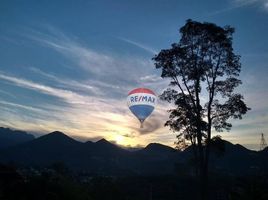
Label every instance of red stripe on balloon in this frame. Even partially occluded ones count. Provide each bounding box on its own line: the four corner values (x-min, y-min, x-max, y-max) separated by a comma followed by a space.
128, 88, 155, 95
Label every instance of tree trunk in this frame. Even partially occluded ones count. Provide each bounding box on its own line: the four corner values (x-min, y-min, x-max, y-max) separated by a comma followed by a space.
203, 103, 213, 200
194, 78, 207, 200
203, 141, 210, 200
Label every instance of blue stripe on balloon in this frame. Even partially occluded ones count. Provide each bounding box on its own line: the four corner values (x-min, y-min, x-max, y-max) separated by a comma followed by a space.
129, 105, 154, 121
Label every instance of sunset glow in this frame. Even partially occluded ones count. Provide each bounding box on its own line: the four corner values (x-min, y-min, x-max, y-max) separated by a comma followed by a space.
0, 0, 268, 150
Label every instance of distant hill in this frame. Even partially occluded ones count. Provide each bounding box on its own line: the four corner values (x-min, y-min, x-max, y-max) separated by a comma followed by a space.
0, 128, 267, 176
130, 143, 181, 175
0, 131, 83, 167
261, 146, 268, 153
208, 140, 260, 175
142, 143, 176, 154
0, 127, 34, 149
0, 131, 132, 175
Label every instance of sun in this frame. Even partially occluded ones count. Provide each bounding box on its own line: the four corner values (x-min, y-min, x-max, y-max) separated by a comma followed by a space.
115, 134, 125, 145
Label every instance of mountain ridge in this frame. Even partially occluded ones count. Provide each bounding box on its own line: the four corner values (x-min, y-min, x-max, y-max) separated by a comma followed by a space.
0, 127, 35, 149
0, 127, 266, 176
0, 127, 259, 152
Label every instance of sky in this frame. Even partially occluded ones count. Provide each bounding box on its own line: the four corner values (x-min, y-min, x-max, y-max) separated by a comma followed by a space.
0, 0, 268, 150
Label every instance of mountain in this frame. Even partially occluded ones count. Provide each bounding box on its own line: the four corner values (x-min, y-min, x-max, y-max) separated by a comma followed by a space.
261, 146, 268, 154
0, 129, 266, 176
187, 140, 261, 175
129, 143, 181, 175
0, 127, 34, 149
135, 143, 179, 163
0, 131, 83, 167
0, 132, 132, 175
141, 143, 176, 154
94, 138, 127, 155
176, 139, 267, 175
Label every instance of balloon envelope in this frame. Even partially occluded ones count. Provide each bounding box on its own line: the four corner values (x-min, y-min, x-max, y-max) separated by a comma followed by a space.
127, 88, 156, 127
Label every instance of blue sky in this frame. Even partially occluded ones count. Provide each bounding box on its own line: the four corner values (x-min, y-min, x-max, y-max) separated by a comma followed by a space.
0, 0, 268, 149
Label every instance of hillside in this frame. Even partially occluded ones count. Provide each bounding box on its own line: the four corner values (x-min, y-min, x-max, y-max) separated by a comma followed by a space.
0, 128, 267, 176
0, 127, 34, 149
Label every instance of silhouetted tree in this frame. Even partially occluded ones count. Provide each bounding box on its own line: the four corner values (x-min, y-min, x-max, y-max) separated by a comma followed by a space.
153, 19, 250, 200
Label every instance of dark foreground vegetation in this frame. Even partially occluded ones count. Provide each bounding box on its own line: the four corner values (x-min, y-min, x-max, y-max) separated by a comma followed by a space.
1, 128, 268, 199
1, 163, 268, 200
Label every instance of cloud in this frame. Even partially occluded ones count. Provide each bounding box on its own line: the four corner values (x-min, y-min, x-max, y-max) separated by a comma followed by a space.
0, 62, 169, 148
0, 25, 178, 147
136, 118, 163, 135
0, 89, 17, 98
123, 132, 137, 138
29, 67, 100, 95
236, 0, 268, 11
0, 73, 91, 105
0, 72, 129, 122
22, 26, 172, 107
140, 74, 162, 82
25, 27, 155, 90
27, 31, 115, 74
118, 37, 158, 55
0, 100, 44, 113
206, 0, 267, 16
264, 0, 268, 9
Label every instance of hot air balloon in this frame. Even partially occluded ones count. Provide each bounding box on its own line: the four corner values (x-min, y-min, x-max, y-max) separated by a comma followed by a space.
127, 88, 157, 128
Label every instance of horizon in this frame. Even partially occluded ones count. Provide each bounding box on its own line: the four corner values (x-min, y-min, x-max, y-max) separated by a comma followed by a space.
1, 0, 268, 150
1, 126, 265, 152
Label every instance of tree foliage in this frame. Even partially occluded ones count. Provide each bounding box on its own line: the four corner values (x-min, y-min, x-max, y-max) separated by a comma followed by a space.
153, 19, 250, 199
